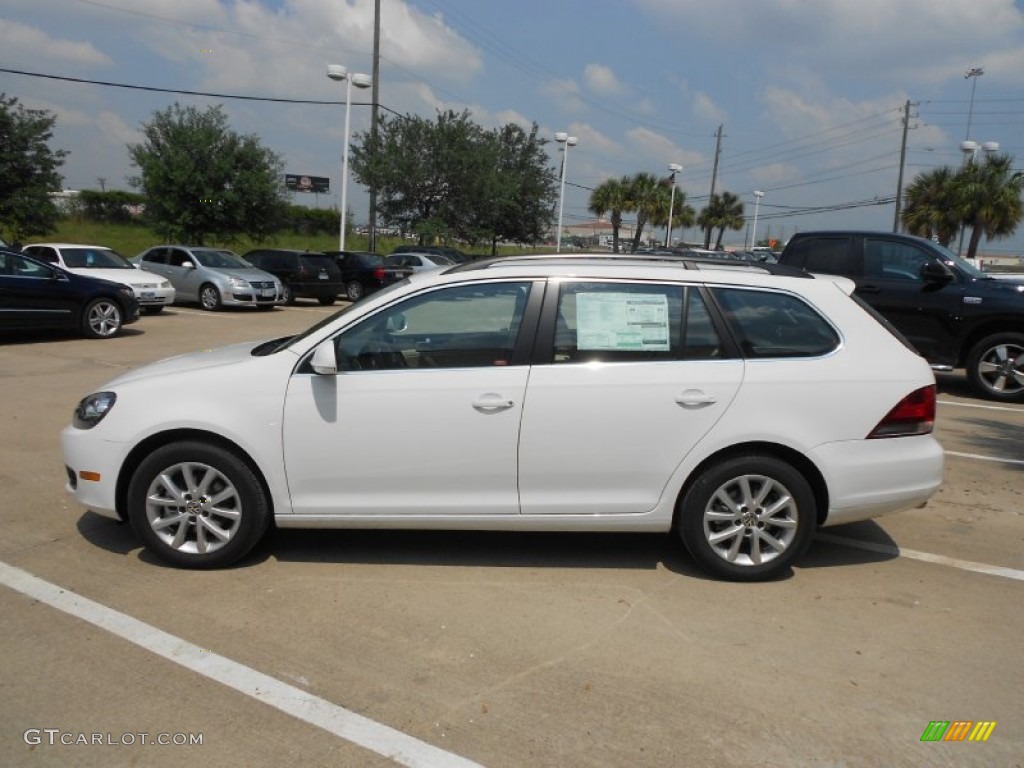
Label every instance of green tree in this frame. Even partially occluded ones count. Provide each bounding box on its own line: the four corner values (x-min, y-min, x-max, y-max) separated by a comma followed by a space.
697, 191, 745, 249
128, 103, 288, 244
901, 167, 960, 246
468, 123, 557, 254
956, 153, 1024, 261
351, 110, 556, 251
588, 176, 630, 253
623, 172, 666, 253
0, 94, 67, 242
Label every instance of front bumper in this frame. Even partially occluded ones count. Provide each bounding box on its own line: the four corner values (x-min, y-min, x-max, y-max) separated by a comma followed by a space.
61, 425, 127, 520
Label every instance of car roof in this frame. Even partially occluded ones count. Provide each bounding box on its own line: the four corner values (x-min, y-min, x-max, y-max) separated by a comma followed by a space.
26, 243, 115, 250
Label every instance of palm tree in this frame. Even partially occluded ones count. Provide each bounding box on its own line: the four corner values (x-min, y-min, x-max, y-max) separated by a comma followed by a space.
956, 153, 1024, 261
697, 192, 745, 249
901, 167, 959, 247
588, 176, 630, 253
623, 172, 666, 253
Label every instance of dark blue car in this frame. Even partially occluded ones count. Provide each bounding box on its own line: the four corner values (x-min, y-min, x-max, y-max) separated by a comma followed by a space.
0, 248, 140, 338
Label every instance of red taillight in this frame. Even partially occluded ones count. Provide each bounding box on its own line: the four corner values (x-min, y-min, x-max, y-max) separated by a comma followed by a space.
867, 385, 936, 438
373, 266, 386, 280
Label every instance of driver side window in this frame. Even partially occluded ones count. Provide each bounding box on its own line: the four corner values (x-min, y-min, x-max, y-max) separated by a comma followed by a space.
336, 282, 532, 371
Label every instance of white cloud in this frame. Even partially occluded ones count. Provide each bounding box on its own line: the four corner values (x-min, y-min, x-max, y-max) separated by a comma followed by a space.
0, 19, 112, 68
583, 64, 623, 95
693, 92, 726, 125
542, 78, 586, 113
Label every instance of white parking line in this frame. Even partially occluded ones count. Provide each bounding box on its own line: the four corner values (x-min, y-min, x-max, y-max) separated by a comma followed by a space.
937, 399, 1024, 413
0, 561, 483, 768
945, 450, 1024, 466
815, 534, 1024, 582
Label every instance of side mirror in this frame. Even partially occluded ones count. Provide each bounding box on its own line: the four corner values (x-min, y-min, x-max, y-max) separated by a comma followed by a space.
921, 261, 955, 284
311, 339, 338, 375
182, 261, 194, 269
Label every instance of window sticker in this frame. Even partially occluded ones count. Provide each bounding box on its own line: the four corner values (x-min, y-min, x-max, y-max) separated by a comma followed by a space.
576, 292, 670, 351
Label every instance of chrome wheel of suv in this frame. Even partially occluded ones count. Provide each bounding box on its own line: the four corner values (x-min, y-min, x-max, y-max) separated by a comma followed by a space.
967, 333, 1024, 402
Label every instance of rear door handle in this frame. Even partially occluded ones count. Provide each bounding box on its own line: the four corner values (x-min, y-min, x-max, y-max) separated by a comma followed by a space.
472, 394, 515, 412
675, 390, 717, 407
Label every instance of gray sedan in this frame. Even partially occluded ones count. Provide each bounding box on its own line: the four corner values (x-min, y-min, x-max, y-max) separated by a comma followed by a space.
134, 245, 283, 311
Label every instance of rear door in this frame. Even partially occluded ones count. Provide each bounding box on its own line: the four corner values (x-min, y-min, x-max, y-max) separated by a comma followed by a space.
0, 252, 78, 329
517, 280, 744, 515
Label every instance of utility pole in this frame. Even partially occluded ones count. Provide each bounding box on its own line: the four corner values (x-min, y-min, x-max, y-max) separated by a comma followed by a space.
367, 0, 381, 252
704, 124, 723, 248
892, 100, 915, 233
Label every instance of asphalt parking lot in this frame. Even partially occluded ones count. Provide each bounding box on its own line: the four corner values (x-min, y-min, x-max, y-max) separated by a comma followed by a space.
1, 302, 1021, 767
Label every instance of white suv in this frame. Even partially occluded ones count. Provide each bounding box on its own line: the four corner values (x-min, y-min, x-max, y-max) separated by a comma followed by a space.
61, 255, 943, 581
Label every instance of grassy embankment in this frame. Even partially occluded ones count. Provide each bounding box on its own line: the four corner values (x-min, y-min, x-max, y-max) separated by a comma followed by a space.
41, 220, 544, 258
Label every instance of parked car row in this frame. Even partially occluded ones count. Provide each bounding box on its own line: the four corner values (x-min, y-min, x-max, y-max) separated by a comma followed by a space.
1, 241, 479, 340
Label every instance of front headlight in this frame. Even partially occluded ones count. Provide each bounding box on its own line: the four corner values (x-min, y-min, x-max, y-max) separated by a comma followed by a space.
228, 277, 250, 289
74, 392, 117, 430
159, 280, 171, 289
118, 285, 134, 298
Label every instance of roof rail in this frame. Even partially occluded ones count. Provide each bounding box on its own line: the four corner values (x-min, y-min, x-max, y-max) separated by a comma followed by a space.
447, 252, 811, 278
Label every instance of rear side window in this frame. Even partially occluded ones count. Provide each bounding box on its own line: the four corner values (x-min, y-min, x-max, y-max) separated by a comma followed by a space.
300, 254, 338, 272
712, 287, 840, 358
552, 282, 723, 363
787, 237, 857, 276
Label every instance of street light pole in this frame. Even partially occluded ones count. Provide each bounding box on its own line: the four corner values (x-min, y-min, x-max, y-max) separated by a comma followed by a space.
749, 190, 764, 249
964, 66, 984, 140
554, 132, 577, 253
327, 64, 372, 251
665, 163, 682, 248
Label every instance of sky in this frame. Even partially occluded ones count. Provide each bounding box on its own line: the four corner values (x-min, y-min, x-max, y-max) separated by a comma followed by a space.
1, 0, 1022, 254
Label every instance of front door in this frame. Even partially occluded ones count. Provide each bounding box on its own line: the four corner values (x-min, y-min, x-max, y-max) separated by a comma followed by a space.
282, 280, 537, 517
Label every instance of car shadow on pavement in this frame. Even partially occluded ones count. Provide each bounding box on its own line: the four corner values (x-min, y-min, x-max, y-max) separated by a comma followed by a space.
76, 514, 901, 578
934, 370, 973, 399
952, 417, 1024, 469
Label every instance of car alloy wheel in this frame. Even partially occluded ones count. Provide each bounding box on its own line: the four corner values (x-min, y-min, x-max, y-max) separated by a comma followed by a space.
968, 332, 1024, 402
127, 442, 270, 568
200, 283, 222, 311
679, 455, 815, 581
346, 281, 364, 301
83, 299, 123, 338
280, 284, 295, 305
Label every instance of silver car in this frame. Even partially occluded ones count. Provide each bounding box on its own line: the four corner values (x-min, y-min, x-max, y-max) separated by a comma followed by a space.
134, 245, 282, 311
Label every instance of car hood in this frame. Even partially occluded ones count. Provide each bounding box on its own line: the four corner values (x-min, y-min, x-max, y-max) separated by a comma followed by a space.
67, 267, 167, 286
975, 276, 1024, 294
214, 267, 278, 282
104, 340, 296, 387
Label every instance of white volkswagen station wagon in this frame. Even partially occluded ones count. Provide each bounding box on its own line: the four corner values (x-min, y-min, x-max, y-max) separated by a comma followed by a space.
62, 255, 944, 581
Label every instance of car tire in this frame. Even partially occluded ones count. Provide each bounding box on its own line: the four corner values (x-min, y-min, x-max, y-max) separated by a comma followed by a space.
678, 454, 815, 582
126, 441, 270, 569
81, 298, 124, 339
141, 306, 164, 315
966, 332, 1024, 402
280, 284, 295, 305
318, 296, 337, 306
346, 281, 365, 302
199, 283, 222, 311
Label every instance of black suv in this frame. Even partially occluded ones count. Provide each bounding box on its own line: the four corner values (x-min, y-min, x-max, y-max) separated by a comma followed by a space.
778, 231, 1024, 401
242, 249, 344, 305
324, 250, 413, 302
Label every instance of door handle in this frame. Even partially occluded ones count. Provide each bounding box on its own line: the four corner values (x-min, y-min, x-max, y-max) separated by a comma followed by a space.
472, 394, 515, 412
675, 390, 717, 407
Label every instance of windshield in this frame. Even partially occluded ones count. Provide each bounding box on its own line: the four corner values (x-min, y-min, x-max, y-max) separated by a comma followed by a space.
930, 241, 987, 279
62, 247, 134, 269
192, 249, 252, 269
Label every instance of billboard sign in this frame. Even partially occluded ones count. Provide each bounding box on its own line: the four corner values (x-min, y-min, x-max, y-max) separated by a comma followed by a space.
285, 174, 330, 193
